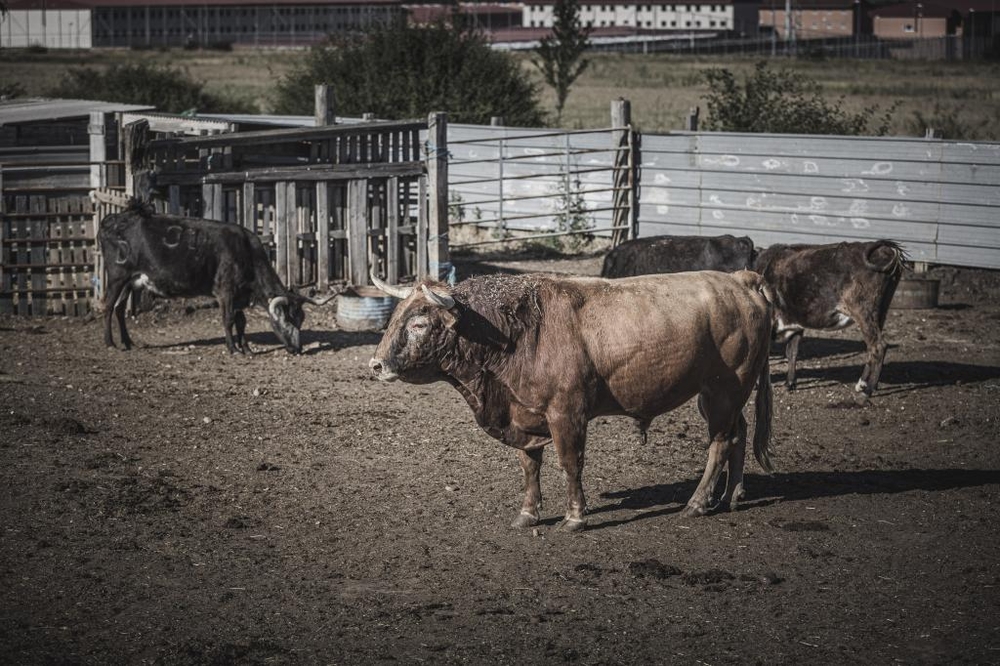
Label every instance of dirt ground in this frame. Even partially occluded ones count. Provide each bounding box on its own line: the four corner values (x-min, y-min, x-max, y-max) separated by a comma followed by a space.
2, 252, 999, 665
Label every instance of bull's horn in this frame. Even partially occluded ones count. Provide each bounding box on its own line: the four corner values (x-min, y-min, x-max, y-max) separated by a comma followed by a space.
370, 269, 413, 300
268, 295, 288, 319
305, 293, 337, 306
421, 284, 455, 309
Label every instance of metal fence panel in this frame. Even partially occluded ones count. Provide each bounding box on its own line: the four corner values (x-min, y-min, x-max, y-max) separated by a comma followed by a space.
640, 132, 1000, 269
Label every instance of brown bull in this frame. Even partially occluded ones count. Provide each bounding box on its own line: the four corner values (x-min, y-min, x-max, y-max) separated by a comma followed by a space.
369, 270, 775, 531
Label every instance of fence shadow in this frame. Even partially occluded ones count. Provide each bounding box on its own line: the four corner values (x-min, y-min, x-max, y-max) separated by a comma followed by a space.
588, 468, 1000, 530
141, 328, 382, 355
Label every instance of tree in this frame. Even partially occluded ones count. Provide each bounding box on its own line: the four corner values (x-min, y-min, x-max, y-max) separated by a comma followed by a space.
533, 0, 591, 125
703, 61, 896, 136
274, 19, 545, 127
47, 63, 253, 114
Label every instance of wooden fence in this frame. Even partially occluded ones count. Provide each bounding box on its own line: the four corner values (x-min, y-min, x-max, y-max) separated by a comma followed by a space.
134, 114, 445, 293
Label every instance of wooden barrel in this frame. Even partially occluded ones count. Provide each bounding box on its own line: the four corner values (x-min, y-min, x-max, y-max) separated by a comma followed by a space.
336, 286, 398, 331
892, 278, 940, 309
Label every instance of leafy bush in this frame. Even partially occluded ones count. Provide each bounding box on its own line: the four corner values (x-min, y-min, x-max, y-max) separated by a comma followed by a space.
909, 102, 997, 141
703, 61, 897, 136
47, 63, 253, 114
274, 19, 546, 126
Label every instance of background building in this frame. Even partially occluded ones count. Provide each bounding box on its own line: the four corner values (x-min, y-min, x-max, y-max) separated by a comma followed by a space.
1, 0, 403, 49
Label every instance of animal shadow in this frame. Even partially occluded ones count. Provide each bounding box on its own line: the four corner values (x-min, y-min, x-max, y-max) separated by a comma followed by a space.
142, 328, 381, 354
778, 360, 1000, 396
591, 468, 1000, 530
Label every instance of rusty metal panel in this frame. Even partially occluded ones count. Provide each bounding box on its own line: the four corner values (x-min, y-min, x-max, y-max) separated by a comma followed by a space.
640, 132, 1000, 269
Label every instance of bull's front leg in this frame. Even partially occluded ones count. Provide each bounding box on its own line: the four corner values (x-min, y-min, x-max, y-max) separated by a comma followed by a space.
549, 412, 588, 532
217, 296, 239, 354
511, 447, 544, 528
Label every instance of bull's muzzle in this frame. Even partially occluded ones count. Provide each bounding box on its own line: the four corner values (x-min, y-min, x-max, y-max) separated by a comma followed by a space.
369, 357, 397, 381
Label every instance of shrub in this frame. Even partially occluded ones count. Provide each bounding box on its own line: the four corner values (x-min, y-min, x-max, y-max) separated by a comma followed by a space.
274, 19, 546, 126
47, 63, 253, 114
703, 61, 897, 136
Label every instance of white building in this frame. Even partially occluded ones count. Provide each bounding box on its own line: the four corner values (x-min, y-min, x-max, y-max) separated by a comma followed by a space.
523, 2, 736, 32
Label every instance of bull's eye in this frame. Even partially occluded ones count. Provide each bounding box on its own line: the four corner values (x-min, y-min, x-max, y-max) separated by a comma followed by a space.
407, 317, 429, 334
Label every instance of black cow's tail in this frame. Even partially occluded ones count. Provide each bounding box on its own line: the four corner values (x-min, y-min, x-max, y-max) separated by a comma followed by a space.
864, 240, 907, 274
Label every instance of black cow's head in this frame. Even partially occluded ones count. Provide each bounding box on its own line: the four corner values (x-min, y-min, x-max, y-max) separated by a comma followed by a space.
368, 274, 458, 384
267, 294, 307, 354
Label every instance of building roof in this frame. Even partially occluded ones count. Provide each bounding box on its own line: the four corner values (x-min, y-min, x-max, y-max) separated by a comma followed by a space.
5, 0, 400, 7
0, 98, 155, 127
871, 2, 955, 19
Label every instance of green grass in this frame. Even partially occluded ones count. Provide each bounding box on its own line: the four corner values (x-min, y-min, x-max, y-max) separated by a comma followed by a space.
2, 47, 998, 139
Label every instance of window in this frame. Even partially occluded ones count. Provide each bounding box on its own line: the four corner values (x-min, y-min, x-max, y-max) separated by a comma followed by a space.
903, 23, 914, 33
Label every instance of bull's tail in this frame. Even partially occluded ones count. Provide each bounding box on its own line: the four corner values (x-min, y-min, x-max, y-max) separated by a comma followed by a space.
752, 347, 774, 473
742, 269, 775, 473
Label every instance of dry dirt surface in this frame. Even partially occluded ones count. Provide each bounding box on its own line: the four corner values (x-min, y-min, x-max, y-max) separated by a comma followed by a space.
2, 253, 999, 665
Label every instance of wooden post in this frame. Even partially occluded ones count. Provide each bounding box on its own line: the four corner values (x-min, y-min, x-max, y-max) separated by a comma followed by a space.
491, 116, 504, 126
242, 182, 256, 231
315, 84, 336, 126
89, 112, 107, 189
347, 179, 369, 286
611, 99, 634, 246
275, 181, 289, 285
122, 119, 150, 199
316, 182, 330, 292
417, 176, 428, 281
386, 176, 400, 284
0, 168, 9, 315
426, 112, 449, 282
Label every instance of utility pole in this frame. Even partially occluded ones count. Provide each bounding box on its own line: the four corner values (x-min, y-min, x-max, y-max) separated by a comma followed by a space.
784, 0, 794, 56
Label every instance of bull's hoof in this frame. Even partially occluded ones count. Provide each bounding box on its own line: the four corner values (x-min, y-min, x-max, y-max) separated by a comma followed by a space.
785, 382, 797, 392
557, 517, 587, 532
510, 511, 539, 529
680, 503, 708, 518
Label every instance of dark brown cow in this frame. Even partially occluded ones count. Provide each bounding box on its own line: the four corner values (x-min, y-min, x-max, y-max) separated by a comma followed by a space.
601, 234, 756, 278
369, 270, 775, 530
753, 239, 906, 397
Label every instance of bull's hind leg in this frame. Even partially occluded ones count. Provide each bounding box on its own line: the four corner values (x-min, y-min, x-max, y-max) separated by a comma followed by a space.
233, 310, 249, 354
683, 393, 739, 517
719, 414, 748, 511
511, 448, 544, 528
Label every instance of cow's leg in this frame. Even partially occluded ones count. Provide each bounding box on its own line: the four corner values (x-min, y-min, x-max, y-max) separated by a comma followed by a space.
217, 296, 238, 354
112, 282, 134, 350
103, 277, 130, 348
511, 448, 544, 528
233, 309, 249, 354
683, 393, 737, 517
549, 412, 588, 531
854, 312, 888, 396
718, 414, 748, 511
784, 331, 803, 390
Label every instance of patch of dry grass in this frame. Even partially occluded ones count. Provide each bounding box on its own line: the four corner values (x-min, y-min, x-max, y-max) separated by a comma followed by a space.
3, 47, 998, 139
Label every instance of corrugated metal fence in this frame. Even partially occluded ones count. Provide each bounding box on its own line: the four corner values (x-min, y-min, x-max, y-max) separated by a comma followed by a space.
448, 125, 1000, 270
641, 132, 1000, 269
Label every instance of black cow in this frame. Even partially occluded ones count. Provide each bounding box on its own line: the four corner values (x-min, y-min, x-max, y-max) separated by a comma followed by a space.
99, 203, 330, 354
601, 234, 756, 278
753, 239, 906, 397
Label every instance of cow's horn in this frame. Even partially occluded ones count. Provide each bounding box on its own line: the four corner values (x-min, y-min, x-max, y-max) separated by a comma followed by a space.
268, 295, 288, 319
370, 269, 413, 300
421, 284, 455, 309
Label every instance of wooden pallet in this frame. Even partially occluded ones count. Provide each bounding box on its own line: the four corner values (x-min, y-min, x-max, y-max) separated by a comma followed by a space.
1, 193, 96, 316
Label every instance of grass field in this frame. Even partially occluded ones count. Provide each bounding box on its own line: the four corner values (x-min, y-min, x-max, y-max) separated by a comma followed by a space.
2, 47, 999, 139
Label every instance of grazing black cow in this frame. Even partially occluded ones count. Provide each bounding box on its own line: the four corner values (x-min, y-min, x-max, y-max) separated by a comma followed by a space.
369, 269, 774, 530
601, 234, 756, 278
99, 203, 330, 354
753, 239, 906, 397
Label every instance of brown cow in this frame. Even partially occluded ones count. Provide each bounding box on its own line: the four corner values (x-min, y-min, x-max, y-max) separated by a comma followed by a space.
753, 239, 906, 397
369, 270, 775, 531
